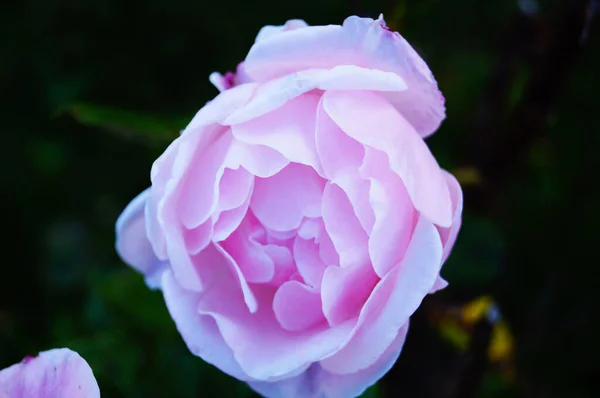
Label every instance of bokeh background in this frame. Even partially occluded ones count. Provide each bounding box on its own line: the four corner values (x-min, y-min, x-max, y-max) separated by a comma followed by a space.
1, 0, 599, 397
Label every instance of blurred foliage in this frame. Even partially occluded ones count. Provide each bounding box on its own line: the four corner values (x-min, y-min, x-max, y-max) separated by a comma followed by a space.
1, 0, 599, 397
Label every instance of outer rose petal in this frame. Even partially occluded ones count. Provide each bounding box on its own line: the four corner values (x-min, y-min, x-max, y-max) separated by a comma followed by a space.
255, 19, 309, 43
249, 322, 409, 398
0, 349, 100, 398
224, 66, 407, 125
244, 15, 444, 136
320, 216, 442, 374
161, 270, 252, 381
438, 171, 463, 262
195, 267, 355, 380
115, 188, 166, 288
323, 90, 452, 227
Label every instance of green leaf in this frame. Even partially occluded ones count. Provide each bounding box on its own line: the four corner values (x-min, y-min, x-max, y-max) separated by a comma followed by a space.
61, 102, 191, 144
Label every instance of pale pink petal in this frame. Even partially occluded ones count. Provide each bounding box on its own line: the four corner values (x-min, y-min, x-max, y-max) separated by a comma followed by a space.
320, 216, 442, 374
195, 243, 258, 313
321, 183, 369, 268
251, 163, 325, 232
293, 236, 328, 288
183, 220, 213, 255
321, 263, 379, 327
429, 276, 449, 294
231, 94, 322, 172
213, 190, 253, 242
361, 147, 417, 277
323, 90, 452, 227
186, 82, 258, 129
437, 171, 463, 263
197, 283, 354, 381
178, 131, 233, 229
155, 126, 225, 291
255, 19, 309, 43
244, 15, 444, 136
224, 140, 290, 178
0, 349, 100, 398
161, 271, 252, 382
318, 321, 409, 398
146, 137, 182, 260
273, 281, 326, 332
297, 218, 325, 242
315, 96, 375, 233
115, 188, 167, 289
264, 244, 297, 286
216, 167, 254, 212
221, 215, 275, 284
318, 233, 340, 266
249, 322, 409, 398
224, 66, 407, 126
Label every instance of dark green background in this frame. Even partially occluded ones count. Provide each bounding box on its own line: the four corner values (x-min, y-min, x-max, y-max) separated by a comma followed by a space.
1, 0, 598, 397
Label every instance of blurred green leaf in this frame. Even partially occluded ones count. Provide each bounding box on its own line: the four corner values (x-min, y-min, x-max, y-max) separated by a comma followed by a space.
443, 215, 504, 286
95, 268, 176, 335
359, 383, 381, 398
62, 102, 191, 144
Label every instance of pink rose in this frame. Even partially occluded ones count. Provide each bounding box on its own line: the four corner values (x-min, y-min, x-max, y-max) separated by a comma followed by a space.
116, 14, 462, 398
0, 349, 100, 398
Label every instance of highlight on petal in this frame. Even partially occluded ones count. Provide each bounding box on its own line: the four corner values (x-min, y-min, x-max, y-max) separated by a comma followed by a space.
224, 66, 407, 126
0, 348, 100, 398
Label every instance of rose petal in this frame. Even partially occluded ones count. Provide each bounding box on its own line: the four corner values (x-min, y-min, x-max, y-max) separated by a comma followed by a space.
224, 139, 290, 178
231, 93, 323, 173
213, 190, 253, 242
178, 130, 233, 229
315, 96, 375, 234
321, 263, 379, 327
0, 349, 100, 398
293, 236, 327, 288
115, 188, 167, 289
273, 281, 326, 332
255, 19, 309, 43
251, 163, 325, 232
361, 147, 417, 277
224, 66, 407, 126
161, 271, 251, 382
197, 283, 354, 380
186, 82, 258, 129
323, 90, 452, 227
221, 215, 275, 284
248, 322, 409, 398
437, 171, 463, 263
321, 183, 369, 268
320, 216, 442, 374
244, 15, 444, 136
